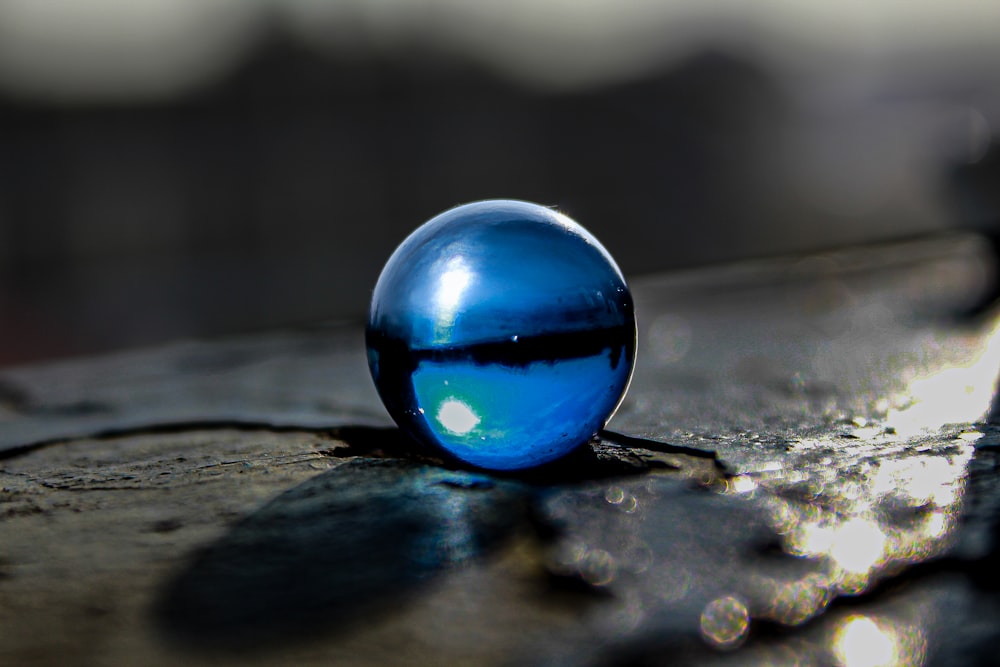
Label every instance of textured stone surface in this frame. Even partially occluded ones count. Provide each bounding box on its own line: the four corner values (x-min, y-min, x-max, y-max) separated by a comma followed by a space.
2, 235, 1000, 665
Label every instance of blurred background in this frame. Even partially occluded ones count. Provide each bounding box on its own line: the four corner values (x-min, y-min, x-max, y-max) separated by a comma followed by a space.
1, 0, 998, 367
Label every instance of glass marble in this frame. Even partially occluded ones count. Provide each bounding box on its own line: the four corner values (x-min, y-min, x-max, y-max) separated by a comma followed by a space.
366, 199, 636, 470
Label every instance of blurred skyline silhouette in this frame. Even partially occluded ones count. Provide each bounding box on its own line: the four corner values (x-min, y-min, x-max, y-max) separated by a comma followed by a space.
1, 0, 998, 366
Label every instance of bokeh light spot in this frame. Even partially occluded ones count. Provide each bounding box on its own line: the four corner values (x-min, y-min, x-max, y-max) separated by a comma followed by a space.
700, 595, 750, 650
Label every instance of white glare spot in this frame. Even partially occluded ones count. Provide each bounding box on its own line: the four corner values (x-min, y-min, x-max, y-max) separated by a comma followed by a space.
922, 512, 947, 539
437, 265, 471, 312
432, 257, 473, 344
834, 616, 896, 667
728, 475, 757, 494
830, 519, 886, 574
885, 318, 1000, 438
437, 398, 480, 435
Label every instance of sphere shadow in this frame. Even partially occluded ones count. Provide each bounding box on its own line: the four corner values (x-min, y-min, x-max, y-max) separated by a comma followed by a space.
153, 426, 672, 652
154, 456, 530, 651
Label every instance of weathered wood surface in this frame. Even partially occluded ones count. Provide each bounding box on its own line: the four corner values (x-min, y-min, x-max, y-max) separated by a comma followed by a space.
2, 235, 1000, 666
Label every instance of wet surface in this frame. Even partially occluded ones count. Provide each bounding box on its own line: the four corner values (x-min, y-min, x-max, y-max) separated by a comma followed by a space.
519, 426, 980, 666
2, 235, 1000, 665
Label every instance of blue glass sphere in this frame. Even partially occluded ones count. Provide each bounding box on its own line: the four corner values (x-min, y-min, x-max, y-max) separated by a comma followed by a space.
366, 200, 636, 470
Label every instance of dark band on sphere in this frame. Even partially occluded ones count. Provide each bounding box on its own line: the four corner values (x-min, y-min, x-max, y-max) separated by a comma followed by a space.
367, 324, 635, 371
